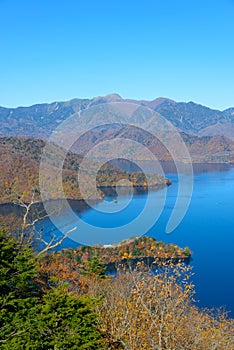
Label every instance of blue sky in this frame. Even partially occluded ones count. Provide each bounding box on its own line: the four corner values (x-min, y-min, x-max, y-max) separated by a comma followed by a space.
0, 0, 234, 109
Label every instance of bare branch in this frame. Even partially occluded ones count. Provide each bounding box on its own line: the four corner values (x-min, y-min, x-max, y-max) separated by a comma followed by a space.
12, 190, 77, 255
37, 226, 77, 256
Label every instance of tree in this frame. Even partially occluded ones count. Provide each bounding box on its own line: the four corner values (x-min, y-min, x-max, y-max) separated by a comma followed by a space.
2, 288, 104, 350
0, 230, 39, 344
87, 261, 234, 350
85, 256, 107, 278
5, 190, 77, 256
0, 232, 105, 349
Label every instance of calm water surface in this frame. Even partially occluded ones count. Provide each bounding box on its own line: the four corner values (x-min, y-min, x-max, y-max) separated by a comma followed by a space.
37, 164, 234, 316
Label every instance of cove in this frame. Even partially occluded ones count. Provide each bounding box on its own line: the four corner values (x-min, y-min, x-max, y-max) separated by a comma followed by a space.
4, 163, 234, 316
75, 164, 234, 316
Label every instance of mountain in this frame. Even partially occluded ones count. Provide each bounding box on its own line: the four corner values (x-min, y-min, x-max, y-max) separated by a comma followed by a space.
1, 94, 234, 139
0, 94, 234, 163
0, 99, 90, 139
70, 125, 234, 163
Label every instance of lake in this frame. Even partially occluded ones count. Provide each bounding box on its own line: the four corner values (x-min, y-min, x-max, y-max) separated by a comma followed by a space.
6, 163, 234, 316
74, 163, 234, 316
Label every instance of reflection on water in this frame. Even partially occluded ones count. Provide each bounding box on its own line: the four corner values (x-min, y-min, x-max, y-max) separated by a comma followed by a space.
111, 159, 234, 175
1, 163, 234, 316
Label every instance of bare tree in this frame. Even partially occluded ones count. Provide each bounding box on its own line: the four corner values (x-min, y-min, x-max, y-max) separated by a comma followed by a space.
12, 190, 77, 256
83, 261, 234, 350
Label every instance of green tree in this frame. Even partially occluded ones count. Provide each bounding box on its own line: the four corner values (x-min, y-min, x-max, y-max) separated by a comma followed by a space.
4, 288, 103, 350
0, 232, 105, 349
86, 256, 106, 278
0, 230, 39, 342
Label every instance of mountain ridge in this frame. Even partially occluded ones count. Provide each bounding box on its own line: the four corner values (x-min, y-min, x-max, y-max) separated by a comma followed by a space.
1, 94, 233, 139
0, 94, 234, 164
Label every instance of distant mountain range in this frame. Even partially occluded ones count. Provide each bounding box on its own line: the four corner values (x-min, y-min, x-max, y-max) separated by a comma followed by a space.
0, 94, 234, 163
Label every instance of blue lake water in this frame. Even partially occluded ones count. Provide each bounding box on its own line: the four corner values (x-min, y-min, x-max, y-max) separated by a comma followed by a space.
40, 164, 234, 316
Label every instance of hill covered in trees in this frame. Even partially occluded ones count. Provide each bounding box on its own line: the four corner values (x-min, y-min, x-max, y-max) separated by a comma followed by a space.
41, 236, 191, 277
0, 136, 171, 204
0, 230, 233, 349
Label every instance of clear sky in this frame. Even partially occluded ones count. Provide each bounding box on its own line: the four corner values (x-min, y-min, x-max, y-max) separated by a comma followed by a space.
0, 0, 234, 110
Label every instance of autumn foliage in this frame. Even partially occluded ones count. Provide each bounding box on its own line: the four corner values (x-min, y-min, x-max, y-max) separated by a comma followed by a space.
38, 246, 234, 350
0, 225, 233, 349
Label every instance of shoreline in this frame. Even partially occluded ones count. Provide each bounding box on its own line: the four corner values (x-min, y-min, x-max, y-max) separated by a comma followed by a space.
0, 181, 172, 207
105, 255, 191, 274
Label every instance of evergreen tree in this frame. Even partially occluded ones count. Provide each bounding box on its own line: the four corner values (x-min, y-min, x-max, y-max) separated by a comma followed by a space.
0, 231, 104, 349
